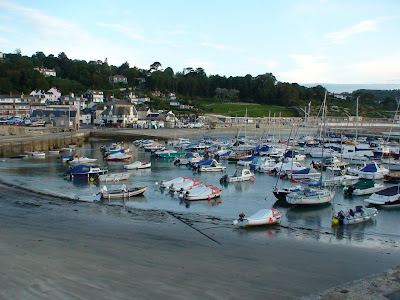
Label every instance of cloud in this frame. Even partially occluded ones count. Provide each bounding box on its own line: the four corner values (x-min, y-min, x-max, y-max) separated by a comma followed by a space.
0, 36, 10, 44
200, 42, 244, 52
325, 19, 378, 44
350, 55, 400, 84
248, 57, 277, 69
97, 23, 144, 40
279, 54, 332, 83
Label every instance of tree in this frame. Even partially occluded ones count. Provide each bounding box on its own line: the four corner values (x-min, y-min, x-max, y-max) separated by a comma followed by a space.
150, 61, 162, 71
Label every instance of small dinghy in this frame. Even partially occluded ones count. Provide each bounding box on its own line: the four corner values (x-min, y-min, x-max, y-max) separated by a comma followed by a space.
98, 172, 131, 182
169, 178, 202, 192
124, 161, 151, 170
220, 168, 255, 183
180, 184, 222, 200
160, 177, 191, 189
100, 185, 147, 199
233, 209, 283, 227
332, 206, 378, 225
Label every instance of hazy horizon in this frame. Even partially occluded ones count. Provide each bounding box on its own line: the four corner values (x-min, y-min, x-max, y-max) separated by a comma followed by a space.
301, 83, 400, 93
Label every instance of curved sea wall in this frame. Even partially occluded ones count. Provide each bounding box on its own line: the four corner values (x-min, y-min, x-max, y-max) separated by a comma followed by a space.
0, 129, 89, 158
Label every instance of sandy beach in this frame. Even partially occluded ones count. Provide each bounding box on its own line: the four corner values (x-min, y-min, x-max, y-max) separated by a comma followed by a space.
1, 181, 399, 299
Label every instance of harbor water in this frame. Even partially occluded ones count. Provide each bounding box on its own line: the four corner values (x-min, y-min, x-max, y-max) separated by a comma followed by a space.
1, 137, 399, 245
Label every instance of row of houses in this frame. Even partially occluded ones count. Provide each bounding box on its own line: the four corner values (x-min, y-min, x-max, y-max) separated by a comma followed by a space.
0, 91, 181, 128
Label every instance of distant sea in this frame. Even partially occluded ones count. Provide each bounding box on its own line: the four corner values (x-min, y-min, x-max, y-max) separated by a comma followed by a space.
301, 83, 400, 93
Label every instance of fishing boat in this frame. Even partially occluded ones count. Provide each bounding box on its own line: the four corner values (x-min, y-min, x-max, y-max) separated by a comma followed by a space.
169, 178, 202, 192
100, 185, 147, 199
365, 186, 400, 207
220, 168, 255, 183
65, 164, 108, 179
233, 209, 283, 227
332, 206, 378, 225
124, 161, 151, 170
98, 172, 131, 182
180, 184, 222, 201
285, 187, 335, 205
343, 179, 386, 196
353, 162, 389, 180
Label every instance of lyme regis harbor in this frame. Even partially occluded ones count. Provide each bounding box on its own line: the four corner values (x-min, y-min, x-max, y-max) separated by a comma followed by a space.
2, 2, 400, 299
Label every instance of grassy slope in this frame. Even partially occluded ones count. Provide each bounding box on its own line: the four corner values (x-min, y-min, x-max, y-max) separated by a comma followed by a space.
206, 103, 295, 117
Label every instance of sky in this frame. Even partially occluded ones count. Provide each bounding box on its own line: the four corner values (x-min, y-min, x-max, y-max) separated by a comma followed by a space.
1, 0, 400, 85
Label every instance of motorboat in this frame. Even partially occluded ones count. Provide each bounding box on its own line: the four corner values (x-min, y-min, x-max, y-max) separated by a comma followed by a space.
384, 172, 400, 184
100, 185, 147, 199
105, 152, 132, 161
233, 209, 283, 227
174, 152, 203, 165
365, 186, 400, 207
256, 161, 281, 173
124, 161, 151, 170
160, 177, 192, 189
282, 150, 306, 162
169, 178, 202, 192
67, 156, 98, 165
98, 172, 131, 182
180, 184, 222, 201
143, 142, 165, 152
237, 156, 256, 166
48, 149, 61, 154
31, 151, 46, 157
193, 159, 226, 172
65, 164, 108, 179
309, 147, 338, 158
332, 206, 378, 225
352, 162, 389, 180
290, 168, 321, 180
154, 149, 186, 158
220, 169, 255, 183
278, 161, 311, 178
272, 185, 303, 201
343, 179, 386, 196
285, 187, 335, 205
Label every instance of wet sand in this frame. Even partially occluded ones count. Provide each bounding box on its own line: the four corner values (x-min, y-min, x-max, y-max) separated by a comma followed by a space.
0, 183, 399, 299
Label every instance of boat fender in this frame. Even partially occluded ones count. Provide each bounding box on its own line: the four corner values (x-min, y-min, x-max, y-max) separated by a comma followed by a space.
208, 196, 211, 200
269, 218, 273, 222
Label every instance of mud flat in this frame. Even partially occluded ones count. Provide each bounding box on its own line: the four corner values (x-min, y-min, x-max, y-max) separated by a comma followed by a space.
0, 182, 399, 299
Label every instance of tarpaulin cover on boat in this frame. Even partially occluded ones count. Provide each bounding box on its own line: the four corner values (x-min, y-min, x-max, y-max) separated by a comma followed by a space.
353, 179, 376, 189
195, 159, 213, 166
374, 186, 400, 196
292, 168, 310, 174
66, 164, 98, 174
360, 164, 378, 173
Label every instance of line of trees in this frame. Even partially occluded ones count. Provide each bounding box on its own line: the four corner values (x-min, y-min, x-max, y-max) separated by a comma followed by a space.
0, 51, 328, 107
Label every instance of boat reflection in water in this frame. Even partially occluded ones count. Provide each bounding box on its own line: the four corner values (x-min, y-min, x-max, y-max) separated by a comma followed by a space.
180, 198, 221, 208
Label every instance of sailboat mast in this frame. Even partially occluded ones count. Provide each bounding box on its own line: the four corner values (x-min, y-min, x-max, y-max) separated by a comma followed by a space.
355, 96, 359, 141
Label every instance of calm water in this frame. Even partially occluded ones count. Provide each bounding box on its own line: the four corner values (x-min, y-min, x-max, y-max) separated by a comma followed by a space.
1, 137, 399, 243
